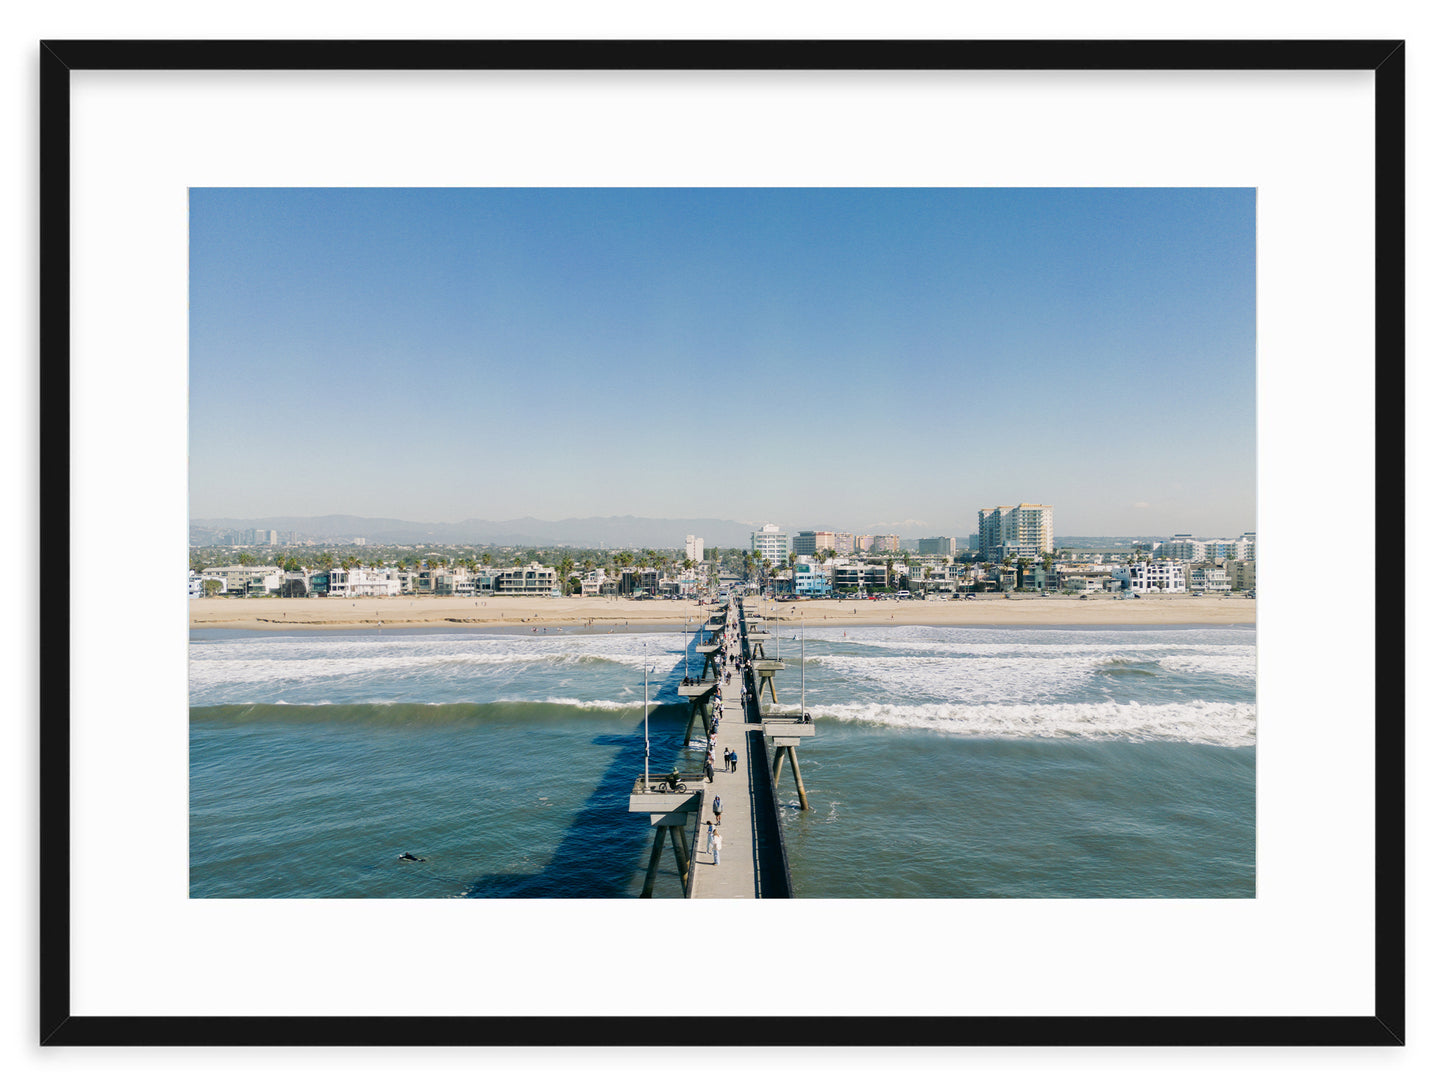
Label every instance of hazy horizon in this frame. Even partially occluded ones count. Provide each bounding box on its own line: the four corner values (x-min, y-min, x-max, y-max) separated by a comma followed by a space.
190, 188, 1256, 536
188, 510, 1253, 550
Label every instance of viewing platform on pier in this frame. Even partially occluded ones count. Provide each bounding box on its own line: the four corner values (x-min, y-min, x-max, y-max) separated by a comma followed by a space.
751, 657, 786, 701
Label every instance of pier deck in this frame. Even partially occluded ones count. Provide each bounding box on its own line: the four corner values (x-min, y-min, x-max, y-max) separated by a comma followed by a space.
647, 594, 791, 898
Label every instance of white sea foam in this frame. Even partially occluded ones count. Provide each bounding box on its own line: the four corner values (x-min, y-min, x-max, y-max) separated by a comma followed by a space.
807, 699, 1257, 747
1157, 654, 1258, 679
541, 697, 684, 711
817, 652, 1099, 702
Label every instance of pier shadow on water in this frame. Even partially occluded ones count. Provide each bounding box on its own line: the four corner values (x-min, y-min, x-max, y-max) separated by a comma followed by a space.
462, 645, 699, 898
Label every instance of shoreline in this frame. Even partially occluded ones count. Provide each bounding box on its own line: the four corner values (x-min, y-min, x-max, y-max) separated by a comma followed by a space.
190, 594, 1256, 631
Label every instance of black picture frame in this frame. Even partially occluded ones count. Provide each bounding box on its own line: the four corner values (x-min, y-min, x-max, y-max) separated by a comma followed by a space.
39, 39, 1405, 1047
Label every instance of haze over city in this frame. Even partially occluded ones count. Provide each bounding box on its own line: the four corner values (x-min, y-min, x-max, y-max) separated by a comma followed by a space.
190, 187, 1256, 537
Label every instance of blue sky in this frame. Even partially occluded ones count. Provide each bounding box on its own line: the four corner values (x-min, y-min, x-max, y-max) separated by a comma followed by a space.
189, 188, 1255, 538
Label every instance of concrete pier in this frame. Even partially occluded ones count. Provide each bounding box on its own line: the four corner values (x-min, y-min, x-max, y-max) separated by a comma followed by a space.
630, 593, 793, 898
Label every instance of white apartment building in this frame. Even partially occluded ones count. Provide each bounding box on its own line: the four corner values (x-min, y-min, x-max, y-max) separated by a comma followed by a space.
1122, 561, 1187, 593
978, 504, 1053, 563
1157, 535, 1205, 561
328, 567, 403, 597
1202, 540, 1240, 562
751, 524, 789, 565
685, 534, 705, 564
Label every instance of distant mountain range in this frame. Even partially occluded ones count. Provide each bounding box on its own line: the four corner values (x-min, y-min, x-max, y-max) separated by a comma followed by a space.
190, 514, 768, 549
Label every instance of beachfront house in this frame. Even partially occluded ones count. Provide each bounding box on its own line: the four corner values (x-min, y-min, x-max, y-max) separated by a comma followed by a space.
908, 565, 958, 597
620, 568, 661, 597
494, 563, 560, 596
434, 569, 495, 596
1120, 561, 1187, 594
578, 569, 613, 596
1189, 565, 1230, 593
830, 561, 888, 595
201, 565, 284, 597
328, 566, 404, 597
793, 560, 829, 596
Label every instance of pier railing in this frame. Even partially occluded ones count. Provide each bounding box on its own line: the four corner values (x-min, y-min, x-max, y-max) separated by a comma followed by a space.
631, 773, 706, 796
747, 728, 794, 898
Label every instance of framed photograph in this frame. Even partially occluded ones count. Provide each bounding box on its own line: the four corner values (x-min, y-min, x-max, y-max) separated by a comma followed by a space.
41, 40, 1404, 1045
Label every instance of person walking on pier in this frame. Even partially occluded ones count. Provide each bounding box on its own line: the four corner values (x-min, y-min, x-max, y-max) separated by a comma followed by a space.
711, 824, 723, 866
729, 748, 738, 773
712, 792, 723, 823
705, 820, 715, 854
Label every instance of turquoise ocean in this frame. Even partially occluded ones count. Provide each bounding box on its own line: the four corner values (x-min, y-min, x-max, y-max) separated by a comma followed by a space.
190, 622, 1256, 898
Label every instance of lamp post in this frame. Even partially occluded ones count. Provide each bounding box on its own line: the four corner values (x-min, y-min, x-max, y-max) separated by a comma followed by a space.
643, 644, 650, 789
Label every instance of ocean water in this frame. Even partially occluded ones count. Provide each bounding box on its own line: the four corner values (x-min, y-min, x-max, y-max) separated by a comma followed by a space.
190, 621, 1255, 898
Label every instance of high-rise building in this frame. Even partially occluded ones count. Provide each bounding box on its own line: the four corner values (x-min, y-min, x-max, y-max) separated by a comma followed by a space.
917, 536, 956, 557
751, 524, 789, 565
978, 504, 1053, 563
685, 534, 705, 564
792, 530, 841, 557
1157, 534, 1203, 562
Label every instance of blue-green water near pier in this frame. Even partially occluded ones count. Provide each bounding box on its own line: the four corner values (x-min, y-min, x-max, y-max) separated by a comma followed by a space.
190, 623, 1254, 898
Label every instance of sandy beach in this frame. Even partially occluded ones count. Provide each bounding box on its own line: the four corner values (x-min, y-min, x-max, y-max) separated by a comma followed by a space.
190, 593, 1255, 630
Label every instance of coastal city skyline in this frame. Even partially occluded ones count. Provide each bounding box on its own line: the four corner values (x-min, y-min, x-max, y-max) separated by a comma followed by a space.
190, 188, 1256, 536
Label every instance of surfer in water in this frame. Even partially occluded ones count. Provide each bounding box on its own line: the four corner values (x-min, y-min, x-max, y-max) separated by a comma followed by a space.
398, 852, 425, 862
